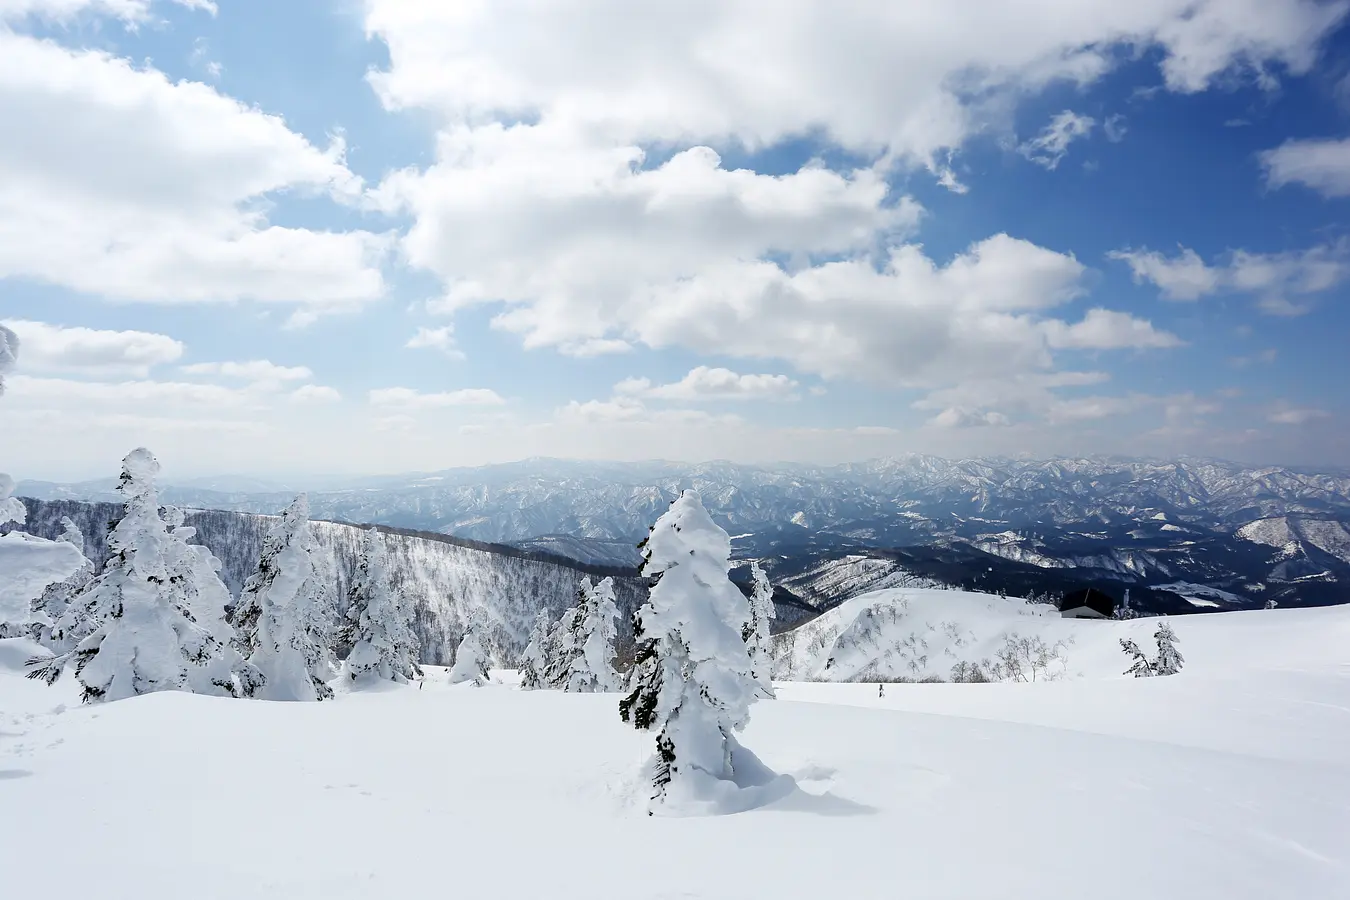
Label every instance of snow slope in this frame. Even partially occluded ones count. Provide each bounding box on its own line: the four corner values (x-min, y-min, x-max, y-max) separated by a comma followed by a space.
8, 499, 647, 666
769, 586, 1346, 682
2, 603, 1347, 899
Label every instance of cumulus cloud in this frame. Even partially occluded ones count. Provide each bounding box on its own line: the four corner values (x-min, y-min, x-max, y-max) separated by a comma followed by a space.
1261, 136, 1350, 197
0, 320, 183, 377
366, 0, 1344, 160
615, 366, 799, 401
368, 387, 506, 409
0, 31, 389, 319
1111, 241, 1350, 314
405, 325, 464, 358
4, 374, 252, 408
1042, 308, 1183, 349
1018, 111, 1095, 170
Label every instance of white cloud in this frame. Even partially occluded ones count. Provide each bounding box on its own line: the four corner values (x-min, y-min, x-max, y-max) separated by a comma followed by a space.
368, 387, 506, 409
5, 374, 251, 407
0, 319, 183, 376
1109, 247, 1221, 300
367, 0, 1343, 162
1111, 242, 1350, 314
289, 385, 342, 404
0, 32, 389, 318
181, 360, 313, 386
1269, 407, 1330, 425
1042, 308, 1183, 350
555, 396, 739, 427
1019, 110, 1095, 170
853, 425, 898, 435
1261, 136, 1350, 197
405, 325, 464, 359
1103, 114, 1128, 143
615, 366, 799, 401
927, 408, 1012, 428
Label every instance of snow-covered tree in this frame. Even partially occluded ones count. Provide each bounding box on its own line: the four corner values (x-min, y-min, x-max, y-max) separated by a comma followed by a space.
448, 626, 491, 686
1119, 638, 1153, 678
619, 490, 762, 808
343, 528, 421, 684
1114, 588, 1138, 620
558, 575, 621, 692
0, 323, 16, 396
518, 609, 553, 691
27, 449, 238, 702
230, 494, 336, 701
543, 598, 584, 689
1, 476, 89, 639
744, 561, 777, 698
1153, 621, 1183, 676
1264, 598, 1278, 610
30, 518, 95, 649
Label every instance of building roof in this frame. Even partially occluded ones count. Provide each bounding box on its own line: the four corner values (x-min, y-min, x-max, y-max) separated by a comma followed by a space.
1058, 587, 1115, 618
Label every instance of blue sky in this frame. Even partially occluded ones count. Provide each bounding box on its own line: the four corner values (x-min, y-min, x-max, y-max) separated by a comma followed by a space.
1, 0, 1349, 480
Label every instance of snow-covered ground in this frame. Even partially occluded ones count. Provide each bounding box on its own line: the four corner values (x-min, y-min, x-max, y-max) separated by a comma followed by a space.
1, 603, 1348, 899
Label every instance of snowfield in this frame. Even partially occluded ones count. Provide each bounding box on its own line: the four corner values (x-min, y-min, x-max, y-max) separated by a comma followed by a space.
2, 601, 1348, 899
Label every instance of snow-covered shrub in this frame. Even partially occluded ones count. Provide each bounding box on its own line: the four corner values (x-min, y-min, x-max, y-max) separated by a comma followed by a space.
27, 449, 239, 703
230, 494, 336, 701
0, 475, 89, 639
988, 632, 1069, 683
344, 528, 422, 684
1153, 621, 1183, 676
563, 575, 621, 692
619, 490, 768, 811
950, 660, 992, 683
518, 609, 552, 690
448, 627, 491, 686
744, 561, 776, 698
1120, 638, 1154, 678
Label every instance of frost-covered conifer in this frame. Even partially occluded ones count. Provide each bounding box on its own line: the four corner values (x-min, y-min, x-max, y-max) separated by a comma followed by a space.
619, 490, 762, 809
562, 575, 621, 692
27, 449, 238, 702
544, 600, 584, 689
518, 609, 552, 691
1119, 638, 1153, 678
0, 323, 16, 395
1, 475, 88, 638
1264, 598, 1278, 610
1153, 621, 1183, 676
31, 517, 94, 649
343, 528, 421, 684
230, 494, 336, 701
448, 626, 491, 686
744, 561, 777, 698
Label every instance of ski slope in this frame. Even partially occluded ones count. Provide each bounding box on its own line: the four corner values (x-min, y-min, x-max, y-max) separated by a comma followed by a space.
1, 603, 1348, 899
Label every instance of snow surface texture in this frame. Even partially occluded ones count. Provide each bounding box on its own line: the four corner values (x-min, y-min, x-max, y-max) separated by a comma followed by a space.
7, 498, 649, 666
1, 601, 1347, 898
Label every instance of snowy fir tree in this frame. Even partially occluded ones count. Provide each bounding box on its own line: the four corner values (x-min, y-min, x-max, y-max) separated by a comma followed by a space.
619, 490, 764, 809
744, 561, 777, 698
448, 625, 491, 686
1119, 638, 1154, 678
30, 517, 94, 649
343, 527, 422, 684
543, 599, 585, 689
560, 575, 621, 692
230, 494, 337, 701
1153, 621, 1184, 676
1114, 589, 1138, 620
0, 322, 16, 395
518, 609, 553, 691
1265, 598, 1279, 609
0, 476, 89, 640
27, 449, 238, 703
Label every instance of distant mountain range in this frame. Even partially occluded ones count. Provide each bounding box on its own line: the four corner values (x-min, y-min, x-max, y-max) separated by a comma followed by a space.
17, 455, 1350, 612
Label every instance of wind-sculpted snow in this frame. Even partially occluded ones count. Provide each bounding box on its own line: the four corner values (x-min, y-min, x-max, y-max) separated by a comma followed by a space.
6, 498, 649, 666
